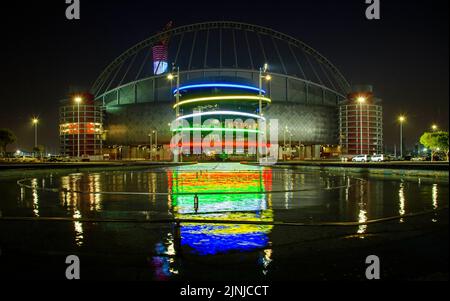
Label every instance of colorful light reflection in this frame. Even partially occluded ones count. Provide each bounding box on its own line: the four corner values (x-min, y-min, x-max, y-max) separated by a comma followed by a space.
168, 164, 273, 255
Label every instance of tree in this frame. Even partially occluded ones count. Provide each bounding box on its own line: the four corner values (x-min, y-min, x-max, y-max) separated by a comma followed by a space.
0, 128, 17, 157
420, 131, 449, 161
33, 145, 46, 160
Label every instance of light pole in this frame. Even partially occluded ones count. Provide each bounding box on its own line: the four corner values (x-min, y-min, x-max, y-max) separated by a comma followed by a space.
168, 66, 180, 117
148, 130, 158, 161
432, 124, 438, 132
74, 96, 83, 159
258, 63, 271, 162
32, 118, 39, 148
357, 96, 366, 155
168, 67, 181, 162
289, 132, 292, 149
148, 133, 153, 161
398, 115, 406, 159
154, 130, 158, 161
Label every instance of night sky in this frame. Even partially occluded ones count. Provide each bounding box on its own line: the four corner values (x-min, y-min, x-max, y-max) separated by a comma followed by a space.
0, 0, 448, 153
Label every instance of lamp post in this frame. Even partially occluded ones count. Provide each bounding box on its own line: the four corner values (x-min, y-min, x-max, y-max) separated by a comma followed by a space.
148, 130, 158, 161
168, 67, 181, 162
168, 66, 180, 117
258, 63, 271, 162
32, 118, 39, 148
432, 124, 438, 132
258, 64, 271, 117
148, 133, 153, 161
357, 96, 366, 155
398, 115, 406, 159
74, 96, 83, 159
154, 130, 158, 161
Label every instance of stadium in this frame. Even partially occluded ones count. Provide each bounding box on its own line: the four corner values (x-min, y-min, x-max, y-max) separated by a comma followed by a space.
81, 21, 355, 160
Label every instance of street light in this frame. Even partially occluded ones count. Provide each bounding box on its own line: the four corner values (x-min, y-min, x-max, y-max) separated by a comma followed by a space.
357, 96, 366, 155
398, 115, 406, 158
148, 133, 153, 161
74, 96, 83, 158
259, 63, 271, 117
167, 66, 180, 117
32, 117, 39, 148
258, 64, 271, 162
432, 124, 438, 131
153, 130, 158, 155
148, 130, 158, 161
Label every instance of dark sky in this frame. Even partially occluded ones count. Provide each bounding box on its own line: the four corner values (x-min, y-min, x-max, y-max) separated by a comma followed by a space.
0, 0, 448, 153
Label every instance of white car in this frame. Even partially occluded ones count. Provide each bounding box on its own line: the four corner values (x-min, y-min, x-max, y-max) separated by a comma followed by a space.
352, 155, 369, 162
371, 154, 385, 162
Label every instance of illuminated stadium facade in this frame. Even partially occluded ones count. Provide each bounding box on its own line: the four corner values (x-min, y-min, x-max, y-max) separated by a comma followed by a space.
88, 21, 369, 159
170, 82, 270, 157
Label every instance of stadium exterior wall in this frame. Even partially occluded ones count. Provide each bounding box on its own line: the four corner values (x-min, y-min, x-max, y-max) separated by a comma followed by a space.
97, 69, 345, 146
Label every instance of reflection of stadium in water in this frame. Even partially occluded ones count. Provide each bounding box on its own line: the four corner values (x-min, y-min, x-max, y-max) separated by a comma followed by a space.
168, 164, 273, 255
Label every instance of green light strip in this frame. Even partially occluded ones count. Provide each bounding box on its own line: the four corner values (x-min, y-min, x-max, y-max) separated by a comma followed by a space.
172, 127, 262, 133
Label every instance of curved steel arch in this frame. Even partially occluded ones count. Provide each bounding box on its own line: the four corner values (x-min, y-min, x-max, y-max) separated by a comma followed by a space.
91, 21, 350, 96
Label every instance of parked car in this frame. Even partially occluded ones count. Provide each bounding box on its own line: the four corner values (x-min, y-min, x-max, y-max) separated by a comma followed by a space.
370, 154, 385, 162
46, 155, 66, 162
17, 156, 39, 163
352, 154, 369, 162
411, 156, 427, 161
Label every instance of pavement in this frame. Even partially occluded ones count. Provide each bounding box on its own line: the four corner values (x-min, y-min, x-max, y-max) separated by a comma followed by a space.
0, 161, 193, 171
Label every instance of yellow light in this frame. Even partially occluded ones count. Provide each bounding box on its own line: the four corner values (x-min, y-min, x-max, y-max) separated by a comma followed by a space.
432, 124, 438, 131
399, 116, 406, 123
357, 96, 366, 103
167, 73, 174, 80
32, 118, 39, 124
173, 95, 272, 109
265, 74, 272, 81
74, 96, 82, 103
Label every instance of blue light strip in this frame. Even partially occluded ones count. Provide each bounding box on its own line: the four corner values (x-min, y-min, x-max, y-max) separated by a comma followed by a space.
173, 83, 266, 95
175, 111, 265, 121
